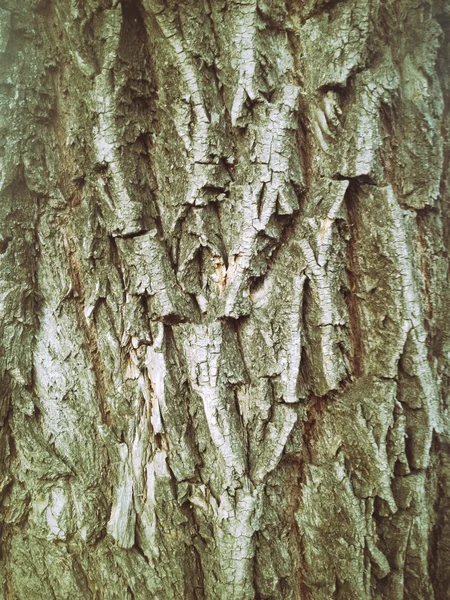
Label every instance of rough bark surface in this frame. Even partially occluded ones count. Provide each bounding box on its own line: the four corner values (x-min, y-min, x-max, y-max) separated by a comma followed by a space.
1, 0, 450, 598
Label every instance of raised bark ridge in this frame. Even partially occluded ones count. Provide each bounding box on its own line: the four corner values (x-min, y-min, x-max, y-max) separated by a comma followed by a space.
0, 0, 449, 599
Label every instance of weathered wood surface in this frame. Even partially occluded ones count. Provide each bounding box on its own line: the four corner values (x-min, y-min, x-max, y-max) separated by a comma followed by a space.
0, 0, 449, 598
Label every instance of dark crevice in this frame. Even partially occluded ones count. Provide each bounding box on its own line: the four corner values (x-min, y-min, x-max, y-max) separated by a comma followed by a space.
112, 228, 153, 240
343, 179, 364, 378
62, 232, 110, 426
108, 236, 127, 301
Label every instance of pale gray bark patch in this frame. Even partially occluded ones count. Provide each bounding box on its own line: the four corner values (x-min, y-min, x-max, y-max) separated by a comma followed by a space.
0, 0, 449, 598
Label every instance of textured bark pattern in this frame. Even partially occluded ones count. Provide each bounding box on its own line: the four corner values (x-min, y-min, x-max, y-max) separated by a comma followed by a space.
1, 0, 450, 598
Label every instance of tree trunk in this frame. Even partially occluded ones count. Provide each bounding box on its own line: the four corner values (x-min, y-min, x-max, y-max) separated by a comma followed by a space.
1, 0, 449, 598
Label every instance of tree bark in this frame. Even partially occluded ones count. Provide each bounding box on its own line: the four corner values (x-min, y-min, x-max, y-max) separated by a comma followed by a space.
1, 0, 449, 598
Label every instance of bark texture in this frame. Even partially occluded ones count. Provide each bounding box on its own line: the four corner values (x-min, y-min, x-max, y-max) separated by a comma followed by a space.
1, 0, 450, 598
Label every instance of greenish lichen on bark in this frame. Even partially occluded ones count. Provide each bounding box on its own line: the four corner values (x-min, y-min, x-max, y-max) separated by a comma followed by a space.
0, 0, 449, 598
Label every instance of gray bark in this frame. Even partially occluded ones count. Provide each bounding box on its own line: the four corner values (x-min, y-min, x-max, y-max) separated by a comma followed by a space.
1, 0, 449, 598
